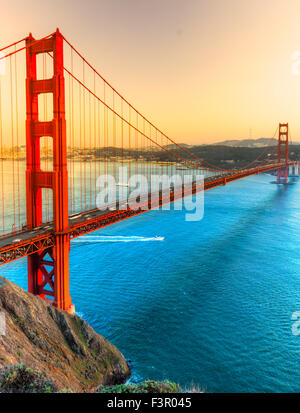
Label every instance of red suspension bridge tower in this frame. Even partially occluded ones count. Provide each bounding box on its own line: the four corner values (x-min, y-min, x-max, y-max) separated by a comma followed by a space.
26, 30, 73, 313
277, 123, 289, 183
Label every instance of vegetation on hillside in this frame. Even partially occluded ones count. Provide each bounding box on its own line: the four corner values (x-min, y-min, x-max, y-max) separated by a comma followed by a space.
0, 365, 58, 393
0, 365, 185, 393
96, 380, 181, 393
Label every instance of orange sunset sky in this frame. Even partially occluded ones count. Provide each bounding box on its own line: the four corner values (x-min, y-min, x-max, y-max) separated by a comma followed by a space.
2, 0, 300, 144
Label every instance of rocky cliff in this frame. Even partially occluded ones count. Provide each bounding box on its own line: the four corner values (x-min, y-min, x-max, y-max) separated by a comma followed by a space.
0, 276, 130, 392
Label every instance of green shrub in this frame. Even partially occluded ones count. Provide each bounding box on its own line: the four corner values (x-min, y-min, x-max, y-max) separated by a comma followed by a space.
96, 380, 181, 393
0, 364, 58, 393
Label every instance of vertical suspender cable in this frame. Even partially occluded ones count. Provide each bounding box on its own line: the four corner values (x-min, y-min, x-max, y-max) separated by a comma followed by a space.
71, 48, 75, 214
128, 106, 131, 202
9, 56, 15, 231
44, 53, 49, 222
0, 78, 4, 233
79, 73, 82, 211
14, 47, 20, 229
121, 99, 124, 199
113, 91, 116, 184
94, 71, 96, 209
83, 61, 86, 210
67, 53, 72, 215
89, 90, 92, 209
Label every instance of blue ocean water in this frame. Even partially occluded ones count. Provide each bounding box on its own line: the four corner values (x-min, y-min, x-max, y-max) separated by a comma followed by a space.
2, 174, 300, 392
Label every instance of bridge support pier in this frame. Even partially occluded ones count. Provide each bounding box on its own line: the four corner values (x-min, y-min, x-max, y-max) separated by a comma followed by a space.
26, 30, 74, 313
277, 123, 289, 183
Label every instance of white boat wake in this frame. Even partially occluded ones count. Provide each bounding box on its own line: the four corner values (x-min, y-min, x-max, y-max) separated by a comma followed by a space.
72, 235, 165, 243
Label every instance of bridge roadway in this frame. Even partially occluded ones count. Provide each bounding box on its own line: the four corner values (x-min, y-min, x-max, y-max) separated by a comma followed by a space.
0, 162, 295, 265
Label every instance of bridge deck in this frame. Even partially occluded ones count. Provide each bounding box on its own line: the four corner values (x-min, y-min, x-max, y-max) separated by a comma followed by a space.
0, 162, 295, 265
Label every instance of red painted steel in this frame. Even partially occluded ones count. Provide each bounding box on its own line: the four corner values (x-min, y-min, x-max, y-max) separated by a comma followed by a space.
277, 123, 289, 182
26, 30, 73, 313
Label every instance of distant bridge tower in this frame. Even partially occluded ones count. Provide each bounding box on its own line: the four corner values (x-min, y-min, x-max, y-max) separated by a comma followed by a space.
277, 123, 289, 183
25, 30, 73, 313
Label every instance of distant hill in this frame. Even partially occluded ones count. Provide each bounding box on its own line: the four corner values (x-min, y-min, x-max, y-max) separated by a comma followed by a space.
167, 138, 300, 148
165, 143, 194, 149
214, 138, 278, 148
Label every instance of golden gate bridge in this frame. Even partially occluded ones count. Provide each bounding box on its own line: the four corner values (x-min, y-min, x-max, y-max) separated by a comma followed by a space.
0, 29, 297, 313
